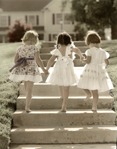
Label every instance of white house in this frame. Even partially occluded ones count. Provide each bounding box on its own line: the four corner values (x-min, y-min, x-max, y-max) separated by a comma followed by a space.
0, 0, 76, 42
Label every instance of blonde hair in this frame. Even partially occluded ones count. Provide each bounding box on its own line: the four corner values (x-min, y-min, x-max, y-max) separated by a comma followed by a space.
21, 30, 39, 44
85, 30, 101, 45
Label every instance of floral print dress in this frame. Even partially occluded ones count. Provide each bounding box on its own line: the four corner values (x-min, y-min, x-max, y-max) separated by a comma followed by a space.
9, 44, 42, 83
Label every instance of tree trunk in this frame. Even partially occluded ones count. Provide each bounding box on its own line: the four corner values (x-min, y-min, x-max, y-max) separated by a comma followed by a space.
111, 24, 117, 39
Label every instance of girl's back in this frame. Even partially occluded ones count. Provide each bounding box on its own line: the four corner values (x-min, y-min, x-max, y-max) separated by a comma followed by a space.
17, 44, 38, 58
86, 47, 109, 65
57, 45, 73, 59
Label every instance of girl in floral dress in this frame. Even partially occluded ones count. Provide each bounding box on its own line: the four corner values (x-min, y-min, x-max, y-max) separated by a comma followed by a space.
46, 32, 84, 112
9, 30, 47, 112
77, 31, 114, 112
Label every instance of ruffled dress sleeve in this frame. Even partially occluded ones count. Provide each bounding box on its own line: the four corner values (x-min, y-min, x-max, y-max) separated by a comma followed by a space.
70, 42, 77, 48
50, 49, 59, 56
16, 46, 21, 55
68, 42, 77, 60
33, 45, 40, 53
85, 49, 92, 56
104, 51, 110, 59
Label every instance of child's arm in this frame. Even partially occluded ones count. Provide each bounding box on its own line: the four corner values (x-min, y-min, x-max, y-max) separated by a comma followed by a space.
81, 56, 91, 64
14, 54, 19, 64
72, 47, 84, 59
34, 52, 47, 73
104, 59, 109, 67
46, 55, 57, 71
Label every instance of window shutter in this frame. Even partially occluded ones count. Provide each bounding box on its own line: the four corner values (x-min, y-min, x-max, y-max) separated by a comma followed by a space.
52, 14, 55, 25
8, 16, 11, 26
36, 15, 39, 25
25, 15, 27, 23
49, 34, 51, 41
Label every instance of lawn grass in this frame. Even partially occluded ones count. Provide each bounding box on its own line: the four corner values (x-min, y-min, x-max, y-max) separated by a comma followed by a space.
0, 41, 117, 148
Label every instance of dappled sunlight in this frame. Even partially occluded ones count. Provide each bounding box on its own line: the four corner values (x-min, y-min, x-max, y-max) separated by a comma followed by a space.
64, 127, 83, 131
25, 128, 55, 131
98, 127, 117, 130
11, 129, 17, 132
31, 111, 59, 114
21, 147, 42, 149
10, 144, 117, 149
15, 111, 24, 114
22, 147, 42, 149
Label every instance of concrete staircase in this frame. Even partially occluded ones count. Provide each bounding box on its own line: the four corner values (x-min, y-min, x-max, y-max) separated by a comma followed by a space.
10, 41, 117, 149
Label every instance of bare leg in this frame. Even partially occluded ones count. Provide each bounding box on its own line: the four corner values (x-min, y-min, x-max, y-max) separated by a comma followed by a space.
83, 89, 91, 101
25, 81, 34, 112
92, 90, 98, 111
59, 86, 63, 99
24, 81, 26, 90
61, 86, 70, 112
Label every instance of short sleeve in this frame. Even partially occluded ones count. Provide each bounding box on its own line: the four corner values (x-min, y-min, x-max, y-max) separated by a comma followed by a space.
33, 45, 40, 53
85, 49, 92, 56
70, 42, 76, 48
16, 46, 21, 55
105, 51, 110, 59
50, 49, 59, 56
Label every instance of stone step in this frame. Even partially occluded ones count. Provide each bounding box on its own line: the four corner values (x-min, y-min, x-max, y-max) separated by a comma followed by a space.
41, 40, 117, 48
40, 46, 88, 53
13, 110, 116, 127
11, 125, 117, 144
17, 96, 113, 110
10, 144, 116, 149
20, 83, 111, 96
41, 41, 86, 47
42, 59, 85, 67
40, 53, 51, 60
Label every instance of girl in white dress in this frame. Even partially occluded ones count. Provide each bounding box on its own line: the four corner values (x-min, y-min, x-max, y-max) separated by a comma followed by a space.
9, 30, 48, 112
77, 31, 114, 112
46, 32, 84, 112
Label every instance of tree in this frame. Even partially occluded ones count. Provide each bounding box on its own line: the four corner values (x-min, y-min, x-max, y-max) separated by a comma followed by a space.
71, 0, 117, 39
6, 20, 32, 42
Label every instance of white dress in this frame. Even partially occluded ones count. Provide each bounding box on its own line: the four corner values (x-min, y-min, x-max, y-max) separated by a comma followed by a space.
46, 44, 78, 86
9, 44, 42, 83
77, 47, 114, 92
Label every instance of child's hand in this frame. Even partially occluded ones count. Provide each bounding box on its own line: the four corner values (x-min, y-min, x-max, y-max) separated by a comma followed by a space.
44, 69, 49, 74
80, 56, 85, 61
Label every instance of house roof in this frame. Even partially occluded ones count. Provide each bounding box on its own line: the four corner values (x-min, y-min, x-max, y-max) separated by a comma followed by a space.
0, 0, 52, 12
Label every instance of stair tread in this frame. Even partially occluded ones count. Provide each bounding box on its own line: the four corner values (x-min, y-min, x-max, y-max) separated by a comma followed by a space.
10, 144, 117, 149
11, 125, 117, 131
17, 95, 113, 99
14, 109, 115, 114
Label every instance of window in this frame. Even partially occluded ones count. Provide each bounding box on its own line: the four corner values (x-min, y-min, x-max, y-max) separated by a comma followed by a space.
54, 13, 71, 25
52, 34, 57, 40
0, 16, 8, 27
38, 34, 44, 40
28, 16, 35, 26
56, 13, 62, 24
25, 15, 39, 26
